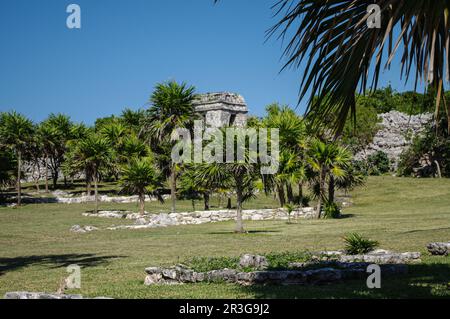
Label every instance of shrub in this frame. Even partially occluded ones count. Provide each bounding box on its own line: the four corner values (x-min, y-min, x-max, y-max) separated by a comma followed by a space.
285, 203, 295, 224
265, 251, 313, 270
185, 251, 314, 272
367, 151, 390, 175
300, 195, 311, 207
323, 202, 341, 219
186, 256, 239, 273
343, 233, 379, 255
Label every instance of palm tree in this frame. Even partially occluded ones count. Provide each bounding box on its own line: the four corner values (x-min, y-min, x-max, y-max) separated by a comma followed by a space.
120, 158, 163, 215
40, 114, 73, 188
37, 123, 55, 193
192, 131, 258, 233
70, 134, 113, 213
141, 81, 197, 214
0, 112, 34, 206
269, 1, 450, 134
307, 139, 351, 218
263, 104, 308, 205
120, 108, 144, 134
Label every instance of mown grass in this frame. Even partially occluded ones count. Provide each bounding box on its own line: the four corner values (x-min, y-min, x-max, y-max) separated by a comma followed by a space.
0, 176, 449, 299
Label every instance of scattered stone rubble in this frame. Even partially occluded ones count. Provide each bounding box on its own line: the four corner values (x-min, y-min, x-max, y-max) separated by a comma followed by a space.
3, 292, 111, 299
427, 242, 450, 256
70, 225, 99, 233
81, 208, 316, 231
144, 251, 419, 286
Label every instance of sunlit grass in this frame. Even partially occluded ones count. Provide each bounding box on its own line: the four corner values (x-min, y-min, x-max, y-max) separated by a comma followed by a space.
0, 176, 449, 298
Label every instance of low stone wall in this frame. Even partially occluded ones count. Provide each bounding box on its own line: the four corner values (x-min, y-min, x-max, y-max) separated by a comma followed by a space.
318, 249, 421, 264
427, 242, 450, 256
3, 292, 111, 299
144, 251, 416, 286
14, 191, 168, 205
82, 208, 316, 230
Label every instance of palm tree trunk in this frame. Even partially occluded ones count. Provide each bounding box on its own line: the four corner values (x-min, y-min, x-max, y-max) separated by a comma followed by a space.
203, 192, 210, 211
52, 172, 58, 190
44, 155, 49, 193
286, 183, 294, 203
316, 167, 326, 219
139, 193, 145, 215
235, 187, 244, 233
277, 185, 286, 207
93, 170, 98, 214
298, 182, 303, 200
328, 175, 335, 204
17, 150, 22, 206
227, 197, 232, 209
170, 164, 176, 213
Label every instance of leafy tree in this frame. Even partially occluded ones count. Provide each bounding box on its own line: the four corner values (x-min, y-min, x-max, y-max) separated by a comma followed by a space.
342, 101, 381, 153
263, 104, 308, 205
120, 158, 163, 215
0, 111, 34, 205
141, 81, 197, 213
192, 131, 258, 233
120, 108, 145, 133
0, 149, 17, 194
69, 134, 114, 213
398, 111, 450, 177
307, 139, 351, 218
40, 114, 73, 188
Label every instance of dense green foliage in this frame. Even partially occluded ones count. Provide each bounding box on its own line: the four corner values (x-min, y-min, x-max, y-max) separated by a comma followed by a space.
343, 233, 379, 255
398, 113, 450, 177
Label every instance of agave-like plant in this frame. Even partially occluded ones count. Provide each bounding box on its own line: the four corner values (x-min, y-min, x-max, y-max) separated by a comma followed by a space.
268, 0, 450, 134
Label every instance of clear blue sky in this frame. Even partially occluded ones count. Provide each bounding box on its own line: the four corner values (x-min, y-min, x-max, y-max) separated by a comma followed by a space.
0, 0, 420, 125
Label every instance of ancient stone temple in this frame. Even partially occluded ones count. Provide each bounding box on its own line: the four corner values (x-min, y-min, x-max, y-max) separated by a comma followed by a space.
193, 92, 248, 128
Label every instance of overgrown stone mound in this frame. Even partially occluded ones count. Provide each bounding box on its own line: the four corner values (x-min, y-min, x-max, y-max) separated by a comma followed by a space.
144, 251, 419, 286
427, 242, 450, 256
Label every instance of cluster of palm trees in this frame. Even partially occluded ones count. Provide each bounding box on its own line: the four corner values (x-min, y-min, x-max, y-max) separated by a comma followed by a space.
0, 80, 363, 233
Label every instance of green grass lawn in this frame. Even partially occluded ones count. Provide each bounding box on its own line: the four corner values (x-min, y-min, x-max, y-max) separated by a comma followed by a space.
1, 176, 449, 299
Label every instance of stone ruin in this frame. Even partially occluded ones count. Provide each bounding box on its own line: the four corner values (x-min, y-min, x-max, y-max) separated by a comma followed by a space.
144, 250, 420, 286
355, 111, 432, 170
193, 92, 248, 128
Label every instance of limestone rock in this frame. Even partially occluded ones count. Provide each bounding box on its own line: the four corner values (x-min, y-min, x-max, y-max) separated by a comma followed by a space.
4, 292, 112, 299
70, 225, 98, 233
427, 242, 450, 256
239, 254, 269, 270
355, 111, 432, 170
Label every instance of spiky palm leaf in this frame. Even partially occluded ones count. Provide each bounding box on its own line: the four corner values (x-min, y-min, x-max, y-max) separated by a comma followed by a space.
269, 0, 450, 133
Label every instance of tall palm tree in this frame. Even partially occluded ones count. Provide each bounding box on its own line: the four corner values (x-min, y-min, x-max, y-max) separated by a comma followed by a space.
120, 158, 163, 215
141, 81, 197, 214
263, 104, 308, 205
40, 114, 73, 188
192, 131, 258, 233
268, 1, 450, 134
70, 134, 113, 213
0, 112, 34, 206
307, 139, 351, 218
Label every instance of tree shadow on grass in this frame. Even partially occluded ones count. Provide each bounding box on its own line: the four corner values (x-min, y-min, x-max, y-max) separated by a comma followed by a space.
0, 254, 126, 276
237, 262, 450, 299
